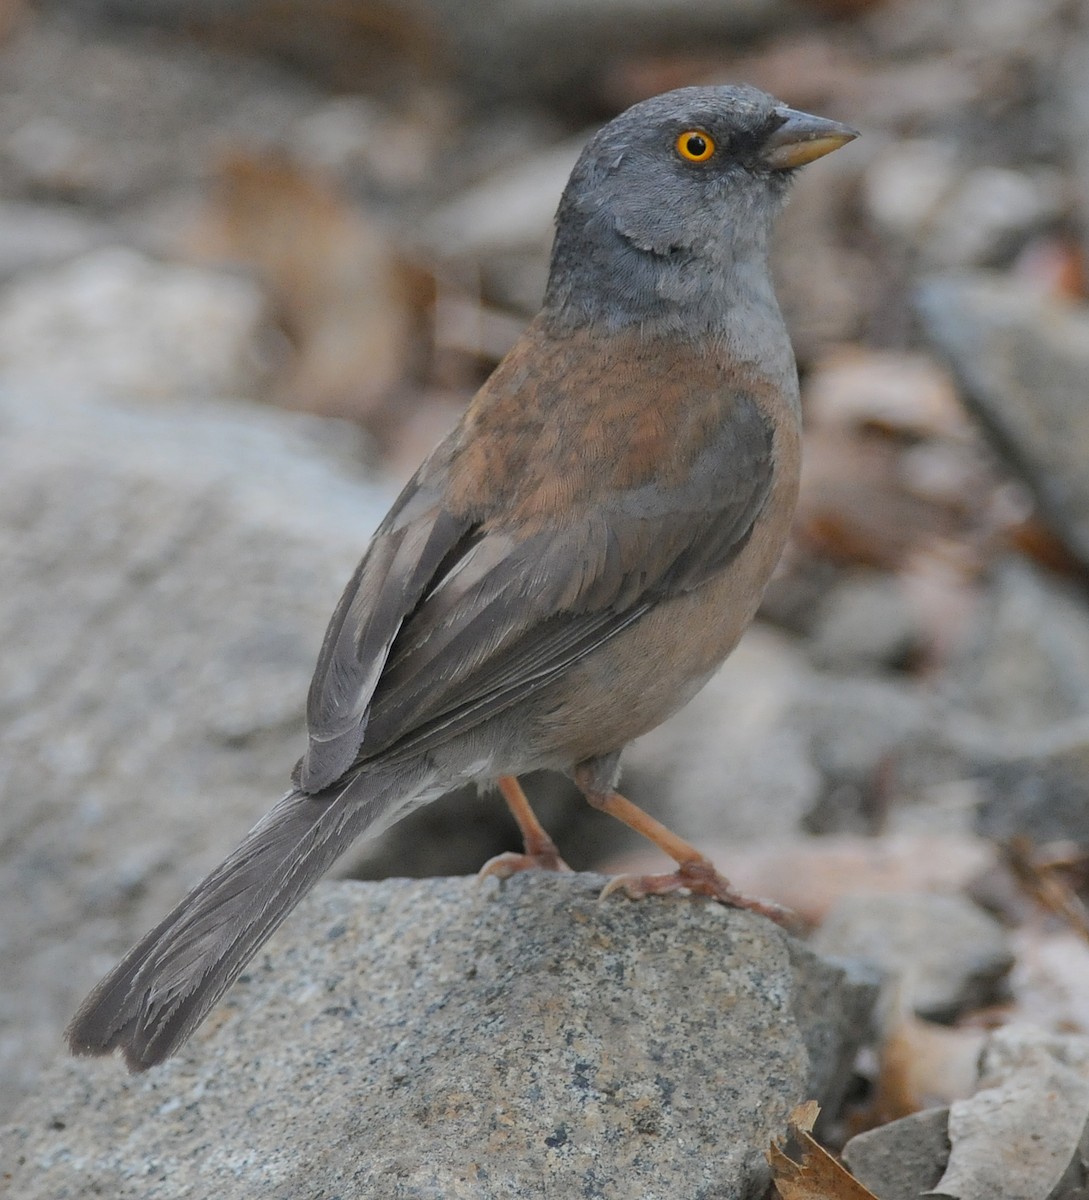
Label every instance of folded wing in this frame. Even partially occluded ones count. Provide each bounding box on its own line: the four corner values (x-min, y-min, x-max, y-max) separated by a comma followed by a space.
299, 388, 774, 786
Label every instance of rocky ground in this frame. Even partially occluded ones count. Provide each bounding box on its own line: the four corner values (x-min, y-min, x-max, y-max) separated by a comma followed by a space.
5, 1, 1089, 1197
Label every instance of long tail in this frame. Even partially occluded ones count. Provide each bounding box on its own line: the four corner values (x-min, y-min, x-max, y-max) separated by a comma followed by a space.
67, 770, 417, 1071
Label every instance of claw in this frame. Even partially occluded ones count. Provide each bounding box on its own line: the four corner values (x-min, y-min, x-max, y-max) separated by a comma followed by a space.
478, 848, 574, 881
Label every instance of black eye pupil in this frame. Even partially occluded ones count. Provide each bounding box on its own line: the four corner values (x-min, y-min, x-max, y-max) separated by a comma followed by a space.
687, 135, 706, 156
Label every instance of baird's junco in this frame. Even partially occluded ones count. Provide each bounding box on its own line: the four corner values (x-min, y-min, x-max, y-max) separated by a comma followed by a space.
68, 85, 857, 1070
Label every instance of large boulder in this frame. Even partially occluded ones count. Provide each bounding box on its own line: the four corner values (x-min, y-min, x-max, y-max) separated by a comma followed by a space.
0, 384, 392, 1119
1, 874, 877, 1200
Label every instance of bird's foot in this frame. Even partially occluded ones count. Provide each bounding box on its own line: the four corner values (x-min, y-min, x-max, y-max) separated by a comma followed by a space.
598, 858, 794, 927
478, 845, 573, 881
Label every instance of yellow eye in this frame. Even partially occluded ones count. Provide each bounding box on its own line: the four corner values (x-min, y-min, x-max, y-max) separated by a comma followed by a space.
676, 130, 715, 163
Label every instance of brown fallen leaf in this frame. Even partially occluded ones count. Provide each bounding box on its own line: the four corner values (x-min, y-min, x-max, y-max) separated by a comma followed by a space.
796, 427, 965, 570
1005, 514, 1089, 580
1004, 836, 1089, 943
1013, 232, 1089, 303
194, 149, 424, 428
869, 1012, 986, 1126
805, 347, 967, 441
768, 1102, 880, 1200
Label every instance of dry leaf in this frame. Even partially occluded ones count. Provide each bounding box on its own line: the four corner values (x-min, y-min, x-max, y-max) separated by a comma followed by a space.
935, 1028, 1089, 1200
871, 1013, 986, 1125
195, 150, 421, 426
768, 1102, 880, 1200
805, 348, 966, 441
1004, 836, 1089, 943
1013, 233, 1089, 302
796, 428, 965, 570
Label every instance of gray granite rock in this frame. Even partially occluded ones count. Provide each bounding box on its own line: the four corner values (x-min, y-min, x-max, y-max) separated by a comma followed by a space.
843, 1107, 951, 1200
1, 875, 877, 1200
0, 247, 271, 401
939, 557, 1089, 734
916, 273, 1089, 569
0, 386, 398, 1120
975, 717, 1089, 845
812, 892, 1013, 1022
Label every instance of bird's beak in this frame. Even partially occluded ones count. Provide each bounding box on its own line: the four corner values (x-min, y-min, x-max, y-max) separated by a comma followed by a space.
761, 108, 859, 170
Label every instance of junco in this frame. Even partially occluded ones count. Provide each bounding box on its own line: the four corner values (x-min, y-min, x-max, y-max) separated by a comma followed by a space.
68, 85, 857, 1070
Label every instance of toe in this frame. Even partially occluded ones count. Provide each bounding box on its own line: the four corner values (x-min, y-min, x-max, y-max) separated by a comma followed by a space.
598, 861, 796, 927
478, 850, 573, 881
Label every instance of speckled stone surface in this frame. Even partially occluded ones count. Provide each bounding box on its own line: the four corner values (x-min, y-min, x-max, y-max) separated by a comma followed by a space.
2, 874, 875, 1199
0, 385, 391, 1121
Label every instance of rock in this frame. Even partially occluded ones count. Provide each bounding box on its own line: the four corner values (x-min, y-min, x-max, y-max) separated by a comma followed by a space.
420, 134, 582, 316
0, 201, 113, 281
939, 557, 1089, 733
884, 779, 984, 840
925, 167, 1064, 268
287, 95, 441, 194
1007, 927, 1089, 1037
863, 138, 958, 243
623, 627, 989, 844
424, 136, 583, 261
0, 385, 400, 1121
812, 892, 1014, 1022
0, 248, 271, 400
916, 272, 1089, 569
807, 572, 922, 674
51, 0, 804, 107
790, 673, 983, 835
842, 1106, 951, 1200
975, 716, 1089, 844
1, 875, 878, 1200
0, 15, 325, 206
935, 1028, 1089, 1200
621, 626, 821, 845
867, 145, 1063, 267
1060, 21, 1089, 276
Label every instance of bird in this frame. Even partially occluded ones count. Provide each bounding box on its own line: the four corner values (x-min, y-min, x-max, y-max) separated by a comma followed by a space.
67, 84, 857, 1071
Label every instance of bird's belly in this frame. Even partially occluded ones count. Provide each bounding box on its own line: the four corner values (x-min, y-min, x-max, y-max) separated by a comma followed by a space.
526, 489, 795, 768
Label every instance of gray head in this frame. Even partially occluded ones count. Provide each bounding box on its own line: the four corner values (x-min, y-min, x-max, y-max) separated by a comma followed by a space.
543, 85, 857, 338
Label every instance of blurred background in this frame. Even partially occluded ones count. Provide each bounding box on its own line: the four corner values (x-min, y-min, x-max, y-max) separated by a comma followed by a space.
4, 0, 1089, 1148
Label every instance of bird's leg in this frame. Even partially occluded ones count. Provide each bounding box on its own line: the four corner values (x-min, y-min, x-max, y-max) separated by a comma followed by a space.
573, 762, 791, 925
478, 774, 574, 879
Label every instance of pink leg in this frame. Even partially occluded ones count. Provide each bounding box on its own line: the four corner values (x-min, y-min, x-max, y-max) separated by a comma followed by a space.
478, 775, 573, 879
574, 766, 793, 926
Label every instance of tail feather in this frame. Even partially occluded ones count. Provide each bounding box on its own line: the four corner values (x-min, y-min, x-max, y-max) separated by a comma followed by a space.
67, 771, 412, 1071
